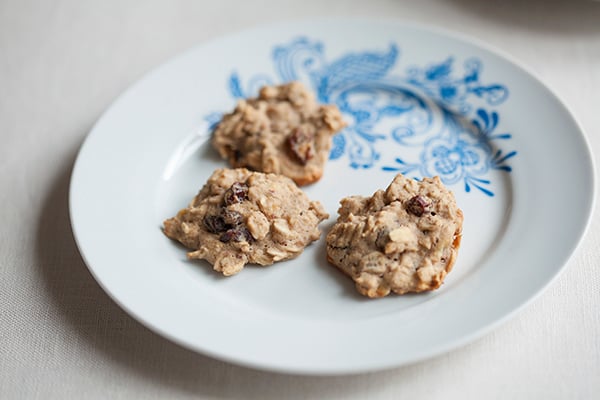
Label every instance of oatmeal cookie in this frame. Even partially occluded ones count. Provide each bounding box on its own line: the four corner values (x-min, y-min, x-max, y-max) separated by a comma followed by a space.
163, 168, 328, 276
211, 81, 346, 186
326, 174, 463, 298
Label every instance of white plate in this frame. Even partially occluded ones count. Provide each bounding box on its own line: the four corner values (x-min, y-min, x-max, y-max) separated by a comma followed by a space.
70, 18, 595, 375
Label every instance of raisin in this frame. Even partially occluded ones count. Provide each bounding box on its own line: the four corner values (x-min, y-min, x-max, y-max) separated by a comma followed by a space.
375, 229, 389, 250
287, 126, 315, 165
219, 227, 253, 243
233, 149, 242, 162
203, 215, 226, 233
221, 209, 243, 226
406, 195, 429, 217
224, 182, 249, 205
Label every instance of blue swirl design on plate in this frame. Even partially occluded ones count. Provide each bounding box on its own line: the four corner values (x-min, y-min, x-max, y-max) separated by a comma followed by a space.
207, 37, 517, 196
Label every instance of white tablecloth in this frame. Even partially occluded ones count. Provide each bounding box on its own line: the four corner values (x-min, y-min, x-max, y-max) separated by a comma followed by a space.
2, 0, 599, 398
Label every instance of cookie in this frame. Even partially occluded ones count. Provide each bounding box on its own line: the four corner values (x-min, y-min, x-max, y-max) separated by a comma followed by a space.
211, 81, 346, 186
163, 168, 329, 276
326, 174, 463, 298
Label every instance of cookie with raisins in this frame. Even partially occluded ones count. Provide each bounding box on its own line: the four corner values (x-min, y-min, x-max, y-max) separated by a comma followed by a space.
211, 81, 346, 186
163, 168, 328, 276
326, 174, 463, 297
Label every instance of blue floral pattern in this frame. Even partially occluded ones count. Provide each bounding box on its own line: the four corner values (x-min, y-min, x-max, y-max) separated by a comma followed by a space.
206, 37, 517, 196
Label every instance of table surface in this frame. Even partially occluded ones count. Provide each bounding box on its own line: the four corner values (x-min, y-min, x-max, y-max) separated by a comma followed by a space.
2, 0, 599, 399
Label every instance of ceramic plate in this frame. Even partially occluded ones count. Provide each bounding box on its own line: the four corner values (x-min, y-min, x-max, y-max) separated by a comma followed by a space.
69, 18, 595, 375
